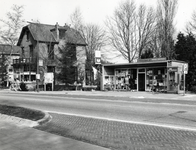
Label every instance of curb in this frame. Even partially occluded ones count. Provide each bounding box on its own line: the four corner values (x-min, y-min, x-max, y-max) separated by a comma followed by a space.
37, 111, 52, 126
0, 111, 52, 127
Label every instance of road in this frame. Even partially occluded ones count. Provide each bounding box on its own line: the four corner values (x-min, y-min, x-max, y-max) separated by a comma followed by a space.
0, 92, 196, 130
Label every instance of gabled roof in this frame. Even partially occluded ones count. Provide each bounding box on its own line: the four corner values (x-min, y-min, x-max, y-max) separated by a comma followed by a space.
28, 23, 58, 43
17, 22, 86, 46
0, 44, 21, 55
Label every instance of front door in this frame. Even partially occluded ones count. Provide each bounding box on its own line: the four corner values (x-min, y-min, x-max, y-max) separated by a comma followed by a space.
138, 74, 145, 91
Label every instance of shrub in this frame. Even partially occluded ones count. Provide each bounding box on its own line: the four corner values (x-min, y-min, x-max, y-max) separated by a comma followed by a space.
190, 86, 196, 93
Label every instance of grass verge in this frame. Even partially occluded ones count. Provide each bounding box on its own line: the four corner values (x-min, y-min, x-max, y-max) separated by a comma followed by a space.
0, 104, 45, 121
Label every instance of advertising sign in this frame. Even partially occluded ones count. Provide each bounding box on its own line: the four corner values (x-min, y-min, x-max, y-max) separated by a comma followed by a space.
95, 50, 101, 64
183, 63, 188, 74
44, 73, 54, 83
36, 74, 40, 80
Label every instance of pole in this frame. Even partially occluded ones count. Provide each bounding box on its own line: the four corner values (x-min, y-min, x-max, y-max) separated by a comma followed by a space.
183, 70, 185, 96
36, 41, 39, 92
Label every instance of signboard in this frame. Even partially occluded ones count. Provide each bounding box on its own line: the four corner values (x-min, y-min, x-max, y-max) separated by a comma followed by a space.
36, 74, 40, 80
168, 67, 178, 72
95, 50, 101, 64
44, 73, 54, 83
95, 58, 101, 64
95, 50, 101, 57
39, 59, 43, 66
184, 63, 188, 74
137, 57, 166, 63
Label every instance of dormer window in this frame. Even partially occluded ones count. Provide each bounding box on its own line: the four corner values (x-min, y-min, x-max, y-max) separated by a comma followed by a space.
26, 30, 30, 41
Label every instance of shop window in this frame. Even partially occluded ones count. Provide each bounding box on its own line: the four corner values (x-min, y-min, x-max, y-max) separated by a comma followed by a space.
179, 74, 184, 90
168, 70, 178, 92
114, 68, 137, 90
146, 68, 167, 92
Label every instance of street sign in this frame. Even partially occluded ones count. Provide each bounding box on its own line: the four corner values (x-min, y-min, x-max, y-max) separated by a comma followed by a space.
95, 58, 101, 64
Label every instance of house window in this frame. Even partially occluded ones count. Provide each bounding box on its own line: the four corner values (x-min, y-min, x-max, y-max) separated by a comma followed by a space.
22, 47, 25, 57
29, 45, 33, 58
67, 44, 76, 62
26, 30, 30, 41
48, 44, 54, 60
47, 66, 53, 73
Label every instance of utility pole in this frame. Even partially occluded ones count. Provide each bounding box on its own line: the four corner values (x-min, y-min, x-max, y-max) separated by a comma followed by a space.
36, 41, 40, 92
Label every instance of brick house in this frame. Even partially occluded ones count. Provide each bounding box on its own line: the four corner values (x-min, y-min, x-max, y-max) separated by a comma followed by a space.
0, 44, 21, 87
13, 22, 86, 90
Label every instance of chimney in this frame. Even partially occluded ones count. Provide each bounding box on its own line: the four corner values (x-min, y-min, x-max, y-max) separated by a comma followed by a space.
55, 22, 59, 41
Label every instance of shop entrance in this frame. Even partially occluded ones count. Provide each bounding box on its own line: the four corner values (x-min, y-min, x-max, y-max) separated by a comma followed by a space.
138, 73, 145, 91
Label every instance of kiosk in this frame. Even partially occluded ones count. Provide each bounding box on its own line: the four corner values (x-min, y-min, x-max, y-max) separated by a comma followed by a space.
101, 58, 188, 94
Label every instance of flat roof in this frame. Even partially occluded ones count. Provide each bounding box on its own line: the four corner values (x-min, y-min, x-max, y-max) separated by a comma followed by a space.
103, 60, 187, 68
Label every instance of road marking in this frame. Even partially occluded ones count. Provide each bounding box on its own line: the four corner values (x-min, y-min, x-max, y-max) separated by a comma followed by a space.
46, 110, 196, 132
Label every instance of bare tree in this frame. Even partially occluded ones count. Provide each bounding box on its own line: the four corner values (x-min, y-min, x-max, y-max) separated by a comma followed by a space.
186, 11, 196, 34
70, 8, 106, 58
106, 0, 136, 63
106, 0, 156, 62
0, 4, 25, 45
84, 24, 106, 62
69, 8, 106, 85
155, 0, 178, 59
0, 4, 24, 87
137, 4, 156, 58
70, 7, 84, 33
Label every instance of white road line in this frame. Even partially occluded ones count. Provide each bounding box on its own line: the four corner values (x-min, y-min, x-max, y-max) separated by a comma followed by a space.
46, 110, 196, 132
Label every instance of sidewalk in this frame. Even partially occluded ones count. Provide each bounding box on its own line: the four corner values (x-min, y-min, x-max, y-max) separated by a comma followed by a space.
65, 90, 196, 100
1, 88, 196, 101
14, 90, 196, 101
0, 116, 109, 150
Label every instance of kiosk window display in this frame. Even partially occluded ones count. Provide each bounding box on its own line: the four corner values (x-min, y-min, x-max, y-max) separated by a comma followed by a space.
114, 69, 137, 90
146, 68, 167, 92
167, 67, 179, 93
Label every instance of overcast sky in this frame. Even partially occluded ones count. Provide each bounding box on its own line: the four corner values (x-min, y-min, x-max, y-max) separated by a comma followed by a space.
0, 0, 196, 33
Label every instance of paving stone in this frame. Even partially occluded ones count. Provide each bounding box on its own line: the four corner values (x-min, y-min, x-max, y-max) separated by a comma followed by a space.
35, 113, 196, 150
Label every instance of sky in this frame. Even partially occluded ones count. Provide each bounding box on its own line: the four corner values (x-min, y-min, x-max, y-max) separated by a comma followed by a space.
0, 0, 196, 63
0, 0, 196, 33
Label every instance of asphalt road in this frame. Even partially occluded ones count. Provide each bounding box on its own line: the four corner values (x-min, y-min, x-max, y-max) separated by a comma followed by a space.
0, 92, 196, 131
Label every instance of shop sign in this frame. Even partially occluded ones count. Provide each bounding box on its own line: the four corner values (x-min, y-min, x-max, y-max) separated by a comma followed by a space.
168, 67, 178, 72
137, 57, 166, 62
95, 57, 101, 64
